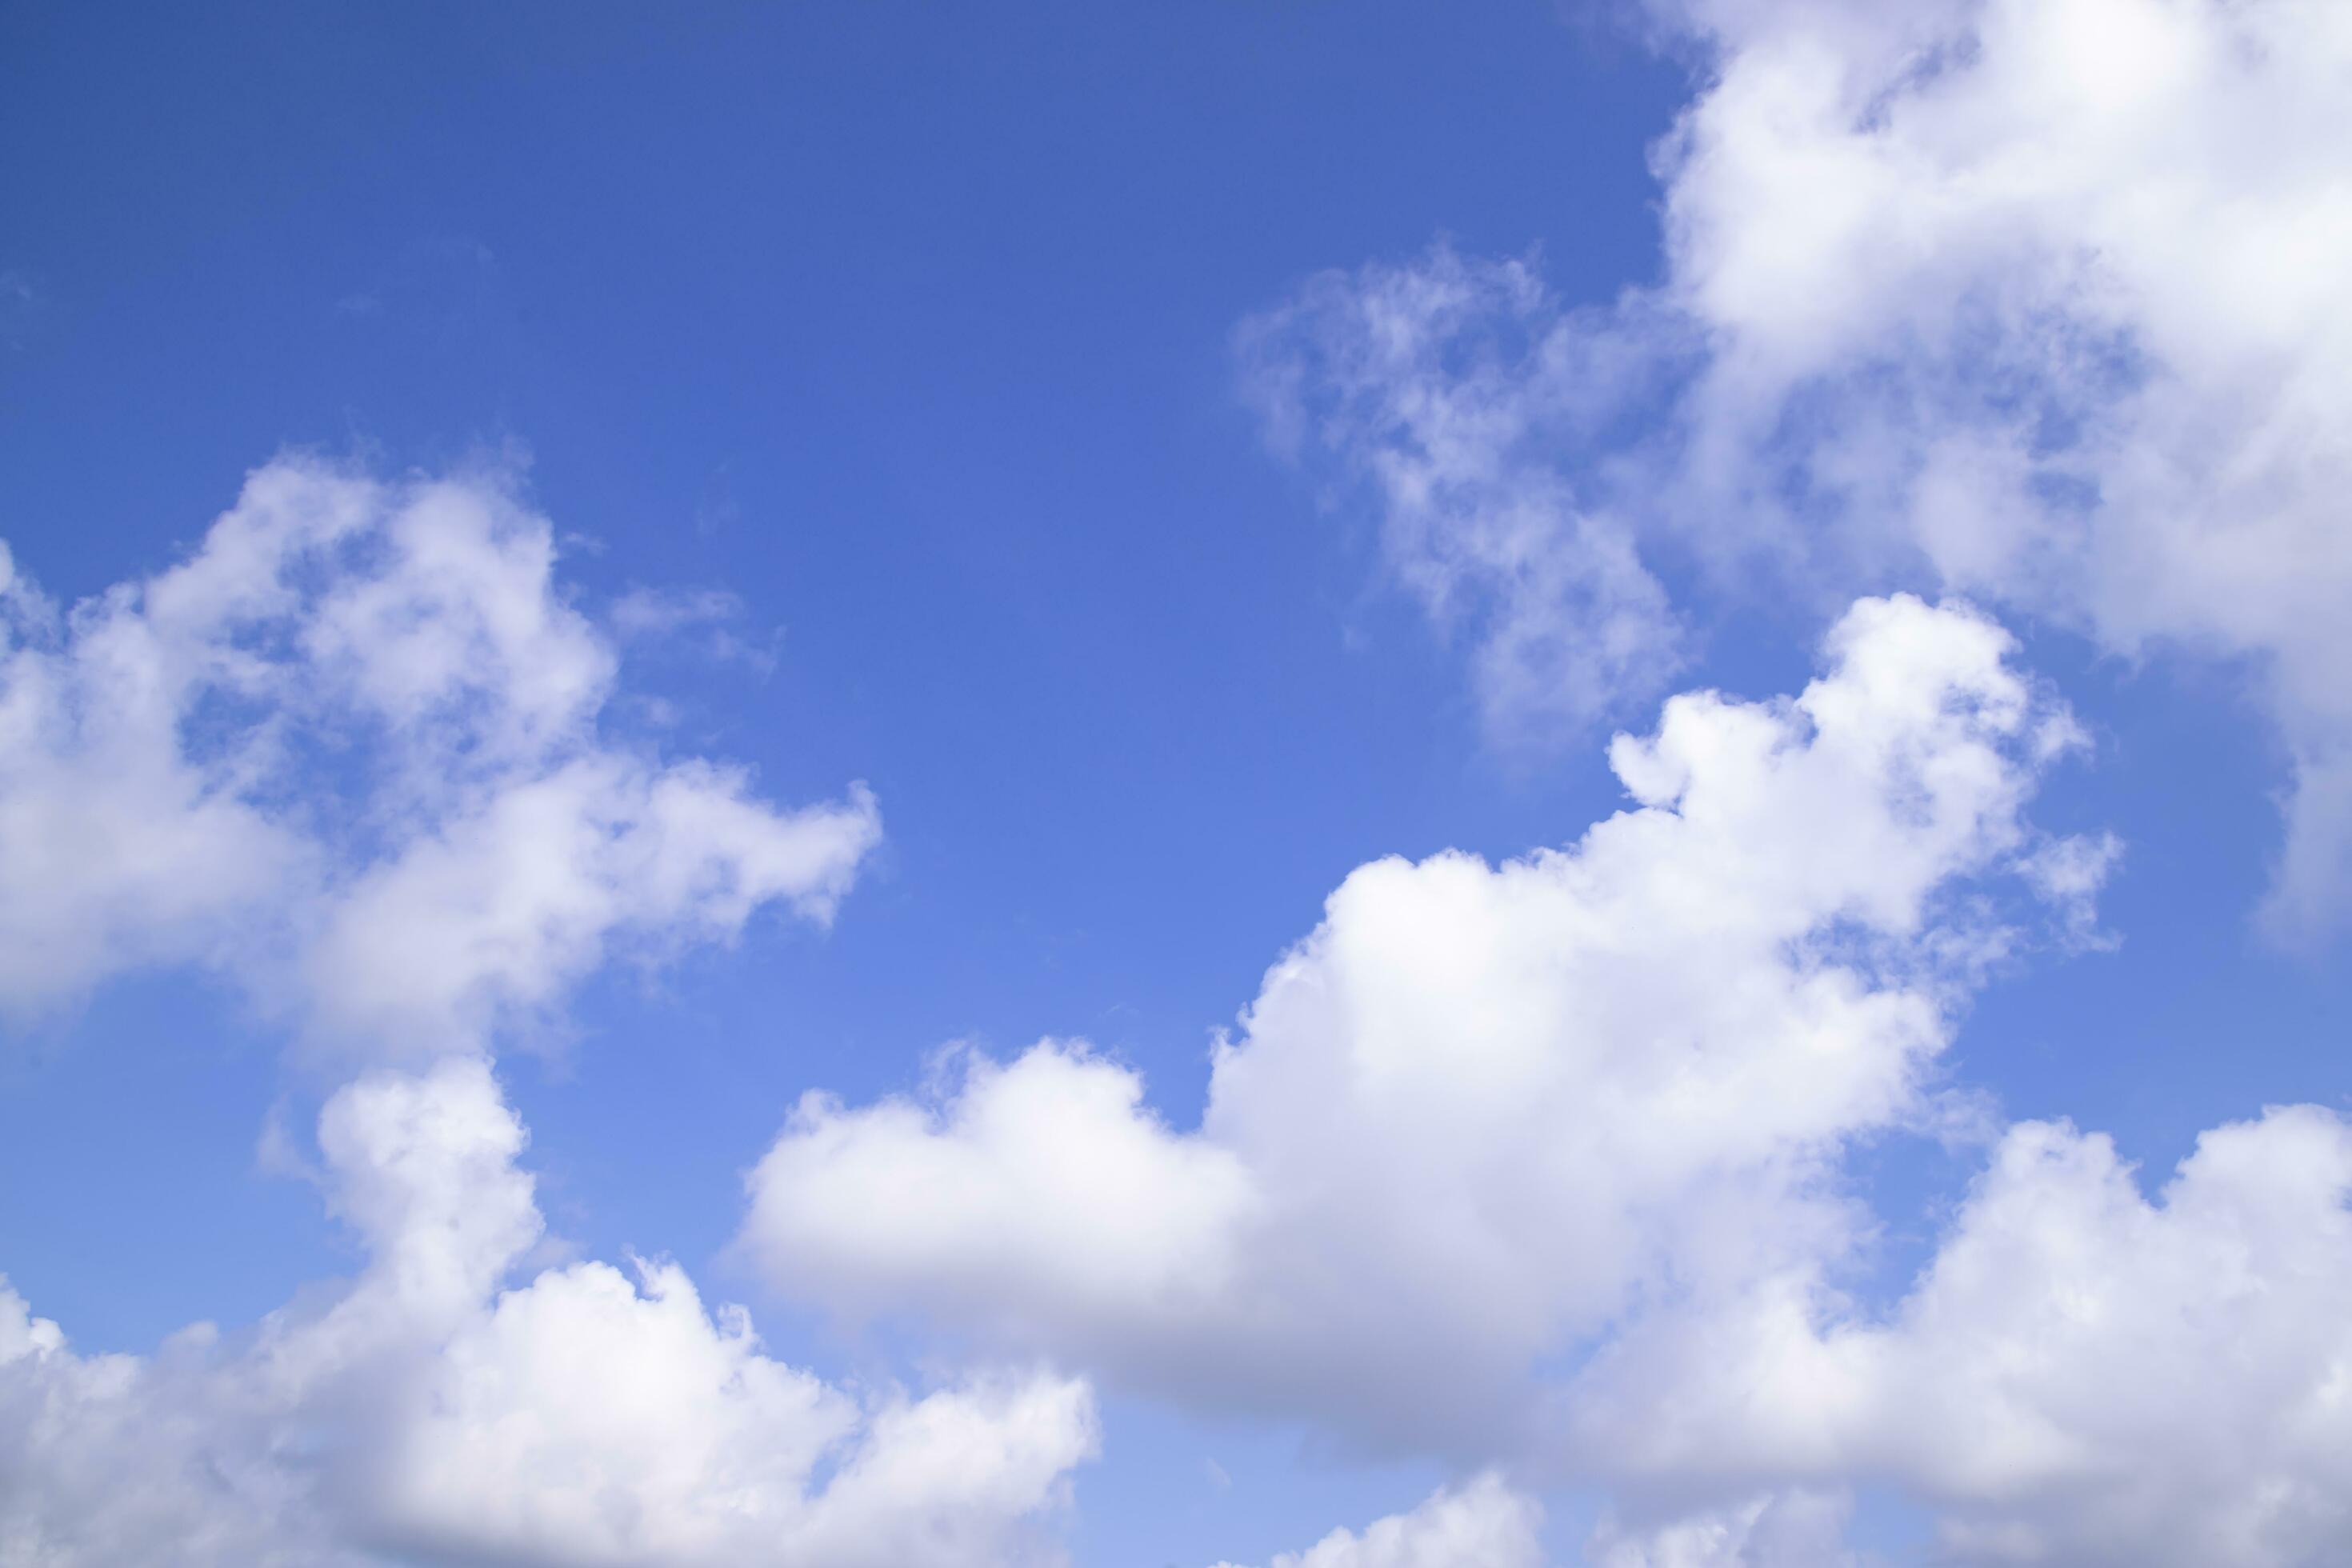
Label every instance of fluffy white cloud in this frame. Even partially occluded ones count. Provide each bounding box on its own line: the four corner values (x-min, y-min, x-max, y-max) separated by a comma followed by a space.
743, 596, 2104, 1447
0, 1058, 1095, 1566
0, 456, 878, 1051
1246, 0, 2352, 934
1210, 1475, 1545, 1568
753, 1040, 1260, 1347
1569, 1105, 2352, 1566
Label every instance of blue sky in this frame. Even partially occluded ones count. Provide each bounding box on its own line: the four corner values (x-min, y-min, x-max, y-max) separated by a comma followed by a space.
4, 4, 2350, 1566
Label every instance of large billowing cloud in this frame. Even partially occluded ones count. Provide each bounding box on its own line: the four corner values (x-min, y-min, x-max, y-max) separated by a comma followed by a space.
1243, 0, 2352, 936
0, 455, 878, 1052
743, 594, 2352, 1563
0, 1058, 1095, 1566
742, 596, 2108, 1449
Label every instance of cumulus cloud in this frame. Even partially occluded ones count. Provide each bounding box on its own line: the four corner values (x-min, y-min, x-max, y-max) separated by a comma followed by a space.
0, 1058, 1094, 1566
1568, 1106, 2352, 1566
0, 455, 878, 1053
742, 595, 2106, 1447
1245, 0, 2352, 935
735, 586, 2352, 1561
1209, 1475, 1545, 1568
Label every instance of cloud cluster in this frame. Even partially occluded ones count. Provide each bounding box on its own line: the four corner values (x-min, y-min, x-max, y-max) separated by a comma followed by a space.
743, 597, 2106, 1450
0, 456, 878, 1053
0, 461, 1086, 1566
1245, 0, 2352, 934
1219, 3, 2352, 1554
7, 458, 2345, 1564
0, 1058, 1094, 1566
11, 3, 2350, 1557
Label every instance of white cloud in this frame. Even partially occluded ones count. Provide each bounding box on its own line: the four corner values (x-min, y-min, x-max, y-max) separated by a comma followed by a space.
1237, 249, 1684, 742
1586, 1489, 1857, 1568
742, 596, 2106, 1448
0, 1058, 1095, 1566
0, 455, 878, 1053
1566, 1105, 2352, 1566
753, 1040, 1260, 1346
608, 584, 778, 675
1209, 1475, 1546, 1568
1246, 0, 2352, 935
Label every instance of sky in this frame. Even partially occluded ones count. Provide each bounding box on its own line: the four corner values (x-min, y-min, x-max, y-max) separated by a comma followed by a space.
1, 2, 2348, 1565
